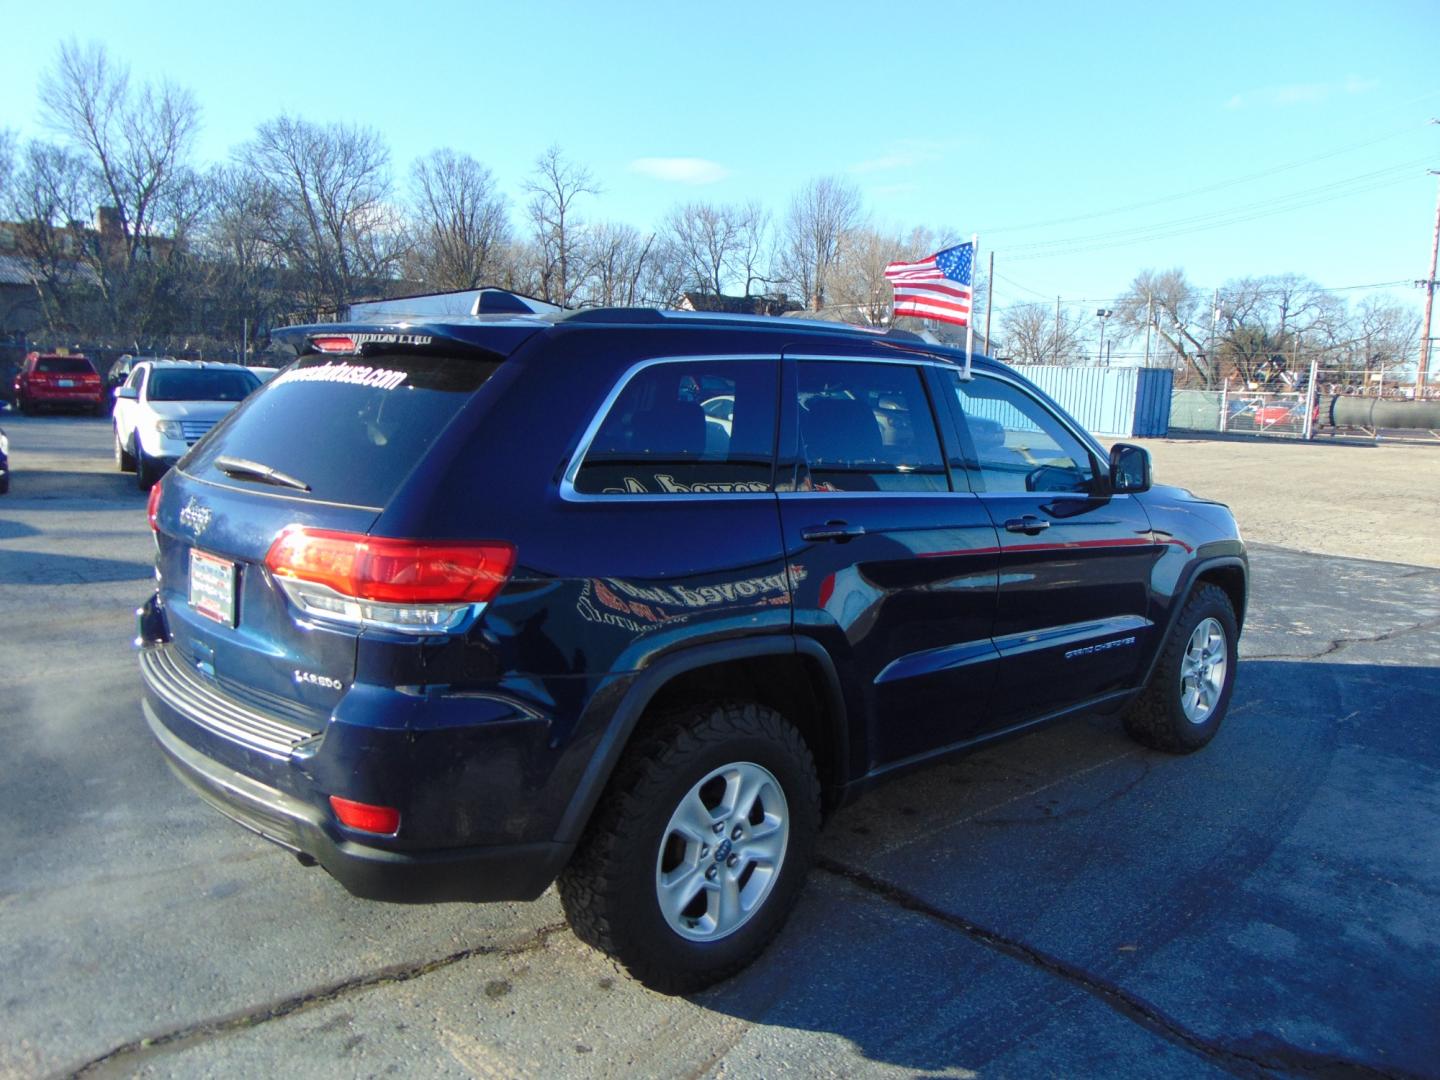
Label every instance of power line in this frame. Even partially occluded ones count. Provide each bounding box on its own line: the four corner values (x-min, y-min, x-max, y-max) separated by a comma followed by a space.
1006, 161, 1430, 261
981, 121, 1431, 237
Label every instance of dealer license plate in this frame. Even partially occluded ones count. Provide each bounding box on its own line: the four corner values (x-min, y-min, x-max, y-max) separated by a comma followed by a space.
190, 549, 237, 626
58, 378, 75, 387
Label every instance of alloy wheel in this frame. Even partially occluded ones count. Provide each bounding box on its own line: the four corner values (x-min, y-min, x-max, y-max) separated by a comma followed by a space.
654, 761, 789, 942
1179, 617, 1228, 724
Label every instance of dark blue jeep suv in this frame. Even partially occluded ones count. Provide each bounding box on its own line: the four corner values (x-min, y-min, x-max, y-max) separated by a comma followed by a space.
138, 303, 1247, 992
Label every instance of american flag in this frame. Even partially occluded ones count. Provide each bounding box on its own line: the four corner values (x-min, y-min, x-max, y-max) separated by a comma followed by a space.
884, 241, 974, 327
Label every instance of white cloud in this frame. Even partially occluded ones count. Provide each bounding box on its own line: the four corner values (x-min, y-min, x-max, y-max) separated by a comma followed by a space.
848, 138, 954, 174
1225, 76, 1379, 110
628, 157, 730, 185
870, 182, 920, 198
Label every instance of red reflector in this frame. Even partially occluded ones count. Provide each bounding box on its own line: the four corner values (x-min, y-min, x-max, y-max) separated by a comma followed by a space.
147, 478, 164, 531
329, 796, 400, 834
311, 335, 358, 354
265, 528, 516, 604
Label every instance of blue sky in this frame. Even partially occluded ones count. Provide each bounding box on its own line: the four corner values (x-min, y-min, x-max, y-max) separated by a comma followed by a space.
4, 0, 1438, 331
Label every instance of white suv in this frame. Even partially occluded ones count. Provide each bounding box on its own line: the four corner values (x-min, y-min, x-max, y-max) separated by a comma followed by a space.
113, 361, 260, 489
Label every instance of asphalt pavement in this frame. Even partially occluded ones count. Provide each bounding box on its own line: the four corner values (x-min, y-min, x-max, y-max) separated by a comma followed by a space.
1, 412, 1436, 1079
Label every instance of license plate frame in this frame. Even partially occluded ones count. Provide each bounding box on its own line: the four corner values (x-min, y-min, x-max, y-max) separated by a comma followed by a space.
190, 549, 237, 627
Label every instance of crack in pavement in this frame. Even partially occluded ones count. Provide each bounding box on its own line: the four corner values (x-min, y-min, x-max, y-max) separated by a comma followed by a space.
815, 857, 1418, 1080
59, 922, 570, 1079
1245, 614, 1440, 662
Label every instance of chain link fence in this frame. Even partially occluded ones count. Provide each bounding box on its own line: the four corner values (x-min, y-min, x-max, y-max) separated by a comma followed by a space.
1170, 386, 1312, 437
1170, 365, 1434, 440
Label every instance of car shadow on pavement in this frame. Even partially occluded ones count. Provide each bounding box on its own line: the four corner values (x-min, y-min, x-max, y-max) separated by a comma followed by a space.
697, 659, 1440, 1078
0, 519, 42, 540
0, 547, 154, 585
2, 469, 152, 501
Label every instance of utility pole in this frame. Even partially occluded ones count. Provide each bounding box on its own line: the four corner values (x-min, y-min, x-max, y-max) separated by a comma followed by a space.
1144, 296, 1153, 366
1054, 297, 1060, 364
984, 251, 995, 355
1210, 288, 1221, 384
1417, 164, 1440, 395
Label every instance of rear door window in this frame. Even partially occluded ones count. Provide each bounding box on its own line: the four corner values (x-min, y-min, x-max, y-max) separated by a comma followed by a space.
184, 351, 501, 508
572, 358, 777, 495
797, 360, 948, 493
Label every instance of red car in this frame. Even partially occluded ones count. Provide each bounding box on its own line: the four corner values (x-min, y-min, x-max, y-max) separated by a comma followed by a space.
13, 352, 106, 415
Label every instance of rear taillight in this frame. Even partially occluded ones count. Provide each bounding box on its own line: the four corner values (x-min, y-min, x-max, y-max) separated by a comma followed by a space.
329, 796, 400, 835
147, 479, 163, 531
264, 527, 515, 634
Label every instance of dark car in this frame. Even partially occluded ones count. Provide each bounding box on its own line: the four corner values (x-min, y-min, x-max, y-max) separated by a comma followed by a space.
13, 352, 106, 415
137, 301, 1247, 992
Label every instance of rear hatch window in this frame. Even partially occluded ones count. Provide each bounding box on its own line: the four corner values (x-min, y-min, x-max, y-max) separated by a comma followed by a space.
184, 351, 501, 508
36, 356, 95, 374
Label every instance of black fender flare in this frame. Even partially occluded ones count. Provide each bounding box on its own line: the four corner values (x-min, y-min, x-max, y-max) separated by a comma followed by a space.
552, 635, 847, 845
1138, 554, 1249, 689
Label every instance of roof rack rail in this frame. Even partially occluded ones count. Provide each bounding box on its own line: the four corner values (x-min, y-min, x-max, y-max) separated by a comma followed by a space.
561, 306, 933, 345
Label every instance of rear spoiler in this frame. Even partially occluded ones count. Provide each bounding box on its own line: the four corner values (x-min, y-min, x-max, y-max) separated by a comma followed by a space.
272, 319, 547, 360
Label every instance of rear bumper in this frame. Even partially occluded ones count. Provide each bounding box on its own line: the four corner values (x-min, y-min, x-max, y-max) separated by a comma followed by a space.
23, 388, 103, 406
144, 697, 567, 902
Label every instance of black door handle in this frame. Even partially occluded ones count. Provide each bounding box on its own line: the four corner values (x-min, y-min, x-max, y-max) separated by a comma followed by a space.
1004, 516, 1051, 535
801, 520, 867, 543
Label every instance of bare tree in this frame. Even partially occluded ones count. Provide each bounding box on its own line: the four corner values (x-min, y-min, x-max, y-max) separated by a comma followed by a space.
241, 115, 402, 315
197, 163, 287, 344
636, 235, 691, 308
38, 41, 200, 269
1216, 274, 1342, 386
3, 141, 97, 332
734, 201, 772, 298
664, 201, 759, 296
1347, 296, 1419, 386
998, 302, 1087, 365
776, 176, 864, 311
822, 226, 905, 326
36, 40, 203, 331
407, 149, 509, 291
579, 222, 657, 307
0, 130, 15, 205
524, 145, 596, 307
1115, 268, 1214, 385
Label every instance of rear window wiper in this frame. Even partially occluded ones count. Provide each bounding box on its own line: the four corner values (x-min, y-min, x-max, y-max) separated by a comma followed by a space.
215, 455, 312, 492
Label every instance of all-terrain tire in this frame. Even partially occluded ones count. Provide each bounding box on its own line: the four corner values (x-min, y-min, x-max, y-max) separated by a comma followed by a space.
558, 701, 821, 994
1122, 584, 1238, 753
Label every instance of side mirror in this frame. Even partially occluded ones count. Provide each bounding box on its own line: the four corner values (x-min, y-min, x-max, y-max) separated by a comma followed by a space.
116, 386, 138, 400
1109, 443, 1151, 493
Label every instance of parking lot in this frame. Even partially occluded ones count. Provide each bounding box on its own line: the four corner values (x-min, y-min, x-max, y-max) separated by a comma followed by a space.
1, 413, 1437, 1079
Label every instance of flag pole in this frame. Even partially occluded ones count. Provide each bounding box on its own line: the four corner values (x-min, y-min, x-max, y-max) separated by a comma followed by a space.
963, 233, 978, 380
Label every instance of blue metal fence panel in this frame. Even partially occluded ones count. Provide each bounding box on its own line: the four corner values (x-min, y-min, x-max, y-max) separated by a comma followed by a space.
1132, 368, 1173, 436
1008, 366, 1171, 437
